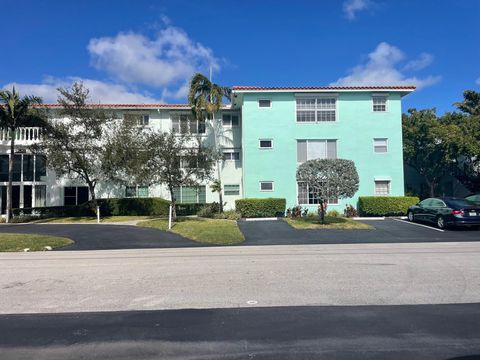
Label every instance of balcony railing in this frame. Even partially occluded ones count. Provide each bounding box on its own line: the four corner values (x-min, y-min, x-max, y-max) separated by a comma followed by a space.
0, 127, 44, 144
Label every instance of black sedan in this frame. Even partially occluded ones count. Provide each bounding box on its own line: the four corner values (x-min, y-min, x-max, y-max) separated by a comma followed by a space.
465, 194, 480, 204
407, 197, 480, 229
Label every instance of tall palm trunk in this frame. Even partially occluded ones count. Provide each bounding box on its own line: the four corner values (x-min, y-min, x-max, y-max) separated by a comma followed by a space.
6, 130, 15, 223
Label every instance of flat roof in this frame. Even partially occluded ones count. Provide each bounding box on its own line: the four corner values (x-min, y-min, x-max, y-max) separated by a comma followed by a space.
232, 85, 416, 93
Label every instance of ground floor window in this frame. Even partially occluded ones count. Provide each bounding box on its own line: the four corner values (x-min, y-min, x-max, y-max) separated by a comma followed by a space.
125, 185, 149, 198
173, 185, 206, 203
0, 184, 47, 214
64, 186, 89, 206
375, 180, 390, 195
224, 184, 240, 196
297, 182, 338, 205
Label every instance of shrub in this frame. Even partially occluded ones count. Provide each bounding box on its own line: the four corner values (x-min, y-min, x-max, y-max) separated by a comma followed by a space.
235, 198, 286, 218
213, 210, 242, 220
176, 203, 219, 216
358, 196, 420, 217
344, 204, 358, 218
327, 209, 340, 218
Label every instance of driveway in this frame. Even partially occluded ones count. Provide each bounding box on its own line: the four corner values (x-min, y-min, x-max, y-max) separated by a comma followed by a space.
238, 218, 480, 245
0, 224, 200, 250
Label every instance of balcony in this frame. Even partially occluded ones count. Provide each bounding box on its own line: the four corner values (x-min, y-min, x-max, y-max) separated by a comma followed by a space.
0, 127, 44, 145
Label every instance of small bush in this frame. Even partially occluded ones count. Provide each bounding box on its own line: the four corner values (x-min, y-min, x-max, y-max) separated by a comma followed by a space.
235, 198, 286, 218
344, 204, 358, 218
358, 196, 420, 216
213, 210, 242, 220
327, 209, 340, 218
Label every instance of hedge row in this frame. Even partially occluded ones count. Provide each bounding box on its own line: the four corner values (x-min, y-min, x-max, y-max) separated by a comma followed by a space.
235, 198, 286, 218
358, 196, 419, 216
13, 198, 210, 217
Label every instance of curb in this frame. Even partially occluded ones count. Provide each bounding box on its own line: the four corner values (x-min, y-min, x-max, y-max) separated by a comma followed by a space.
352, 217, 385, 221
244, 217, 279, 222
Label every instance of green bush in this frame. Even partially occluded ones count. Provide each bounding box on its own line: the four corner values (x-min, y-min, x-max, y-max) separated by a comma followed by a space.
176, 203, 213, 216
358, 196, 420, 216
213, 210, 242, 220
326, 209, 341, 218
235, 198, 286, 218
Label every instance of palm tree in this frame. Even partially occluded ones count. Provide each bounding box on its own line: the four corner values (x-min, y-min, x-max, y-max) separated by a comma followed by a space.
188, 73, 231, 212
0, 87, 43, 222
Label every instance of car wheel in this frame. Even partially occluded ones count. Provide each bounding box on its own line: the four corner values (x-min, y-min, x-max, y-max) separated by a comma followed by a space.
436, 215, 446, 229
407, 211, 415, 222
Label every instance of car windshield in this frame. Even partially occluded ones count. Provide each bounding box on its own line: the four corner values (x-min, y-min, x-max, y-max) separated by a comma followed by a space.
445, 199, 477, 208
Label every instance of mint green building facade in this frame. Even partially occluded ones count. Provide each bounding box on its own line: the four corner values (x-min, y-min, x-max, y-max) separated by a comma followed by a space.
232, 86, 415, 211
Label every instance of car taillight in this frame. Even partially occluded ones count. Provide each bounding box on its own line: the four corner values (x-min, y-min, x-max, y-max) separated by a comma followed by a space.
451, 209, 464, 215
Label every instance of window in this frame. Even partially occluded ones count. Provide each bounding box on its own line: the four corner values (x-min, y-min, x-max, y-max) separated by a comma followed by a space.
372, 95, 388, 112
0, 154, 47, 182
297, 140, 337, 162
258, 99, 271, 108
34, 185, 46, 207
64, 186, 89, 206
260, 181, 274, 191
296, 97, 336, 122
373, 138, 388, 153
124, 113, 150, 126
259, 139, 273, 149
222, 151, 240, 161
375, 180, 390, 195
222, 114, 240, 126
297, 182, 338, 205
171, 113, 206, 134
224, 184, 240, 196
173, 186, 206, 204
125, 185, 149, 198
23, 155, 34, 181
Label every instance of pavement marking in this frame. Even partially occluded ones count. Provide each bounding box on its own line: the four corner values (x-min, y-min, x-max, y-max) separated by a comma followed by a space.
246, 300, 258, 305
393, 218, 445, 232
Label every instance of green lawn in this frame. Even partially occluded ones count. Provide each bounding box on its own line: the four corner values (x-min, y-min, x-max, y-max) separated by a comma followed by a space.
35, 216, 160, 223
285, 216, 374, 230
139, 217, 245, 245
0, 233, 74, 252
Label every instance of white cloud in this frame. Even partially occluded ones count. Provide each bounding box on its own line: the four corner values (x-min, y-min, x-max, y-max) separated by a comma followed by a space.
331, 42, 441, 89
403, 53, 434, 71
2, 77, 158, 104
476, 77, 480, 85
87, 27, 219, 88
343, 0, 371, 20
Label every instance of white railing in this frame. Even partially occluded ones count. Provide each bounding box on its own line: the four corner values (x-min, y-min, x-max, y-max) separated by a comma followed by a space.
0, 127, 43, 143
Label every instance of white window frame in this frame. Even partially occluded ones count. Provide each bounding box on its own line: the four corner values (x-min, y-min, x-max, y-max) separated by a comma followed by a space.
296, 182, 339, 205
224, 184, 240, 196
124, 112, 150, 126
259, 139, 273, 149
372, 93, 388, 112
222, 114, 240, 127
171, 113, 206, 135
222, 151, 241, 161
297, 139, 337, 163
373, 138, 388, 153
258, 99, 272, 108
374, 180, 391, 196
259, 181, 274, 192
295, 94, 338, 123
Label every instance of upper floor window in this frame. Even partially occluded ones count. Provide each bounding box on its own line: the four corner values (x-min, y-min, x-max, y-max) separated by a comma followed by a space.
172, 113, 206, 134
373, 138, 388, 153
124, 113, 149, 126
372, 95, 388, 112
296, 97, 336, 122
260, 181, 274, 191
297, 140, 337, 162
222, 114, 240, 126
223, 151, 240, 161
258, 99, 271, 108
259, 139, 273, 149
224, 184, 240, 196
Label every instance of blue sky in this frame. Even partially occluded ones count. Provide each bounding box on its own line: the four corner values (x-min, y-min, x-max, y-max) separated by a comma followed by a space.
1, 0, 479, 114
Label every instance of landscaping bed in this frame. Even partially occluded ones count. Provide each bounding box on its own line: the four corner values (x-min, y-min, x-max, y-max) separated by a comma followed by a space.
284, 216, 374, 230
139, 217, 245, 245
0, 233, 73, 252
33, 216, 159, 223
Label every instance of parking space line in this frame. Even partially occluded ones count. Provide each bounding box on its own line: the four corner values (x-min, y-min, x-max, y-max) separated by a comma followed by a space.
393, 219, 445, 232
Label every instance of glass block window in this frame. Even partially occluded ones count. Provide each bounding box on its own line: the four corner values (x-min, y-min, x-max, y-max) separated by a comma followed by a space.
296, 97, 336, 122
374, 138, 388, 153
222, 114, 240, 126
297, 182, 338, 205
260, 181, 274, 191
297, 140, 337, 162
375, 180, 390, 195
137, 186, 149, 198
173, 186, 206, 203
125, 185, 149, 198
373, 95, 388, 112
224, 184, 240, 196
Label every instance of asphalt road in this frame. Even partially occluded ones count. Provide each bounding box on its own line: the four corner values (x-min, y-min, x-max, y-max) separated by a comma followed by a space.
1, 242, 480, 314
1, 304, 480, 359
